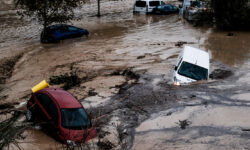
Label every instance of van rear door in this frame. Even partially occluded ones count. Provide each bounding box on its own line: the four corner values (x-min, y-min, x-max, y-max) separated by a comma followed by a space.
148, 1, 160, 12
134, 1, 147, 12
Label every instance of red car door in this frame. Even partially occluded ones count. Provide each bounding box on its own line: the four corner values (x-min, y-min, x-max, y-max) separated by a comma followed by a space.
35, 93, 60, 136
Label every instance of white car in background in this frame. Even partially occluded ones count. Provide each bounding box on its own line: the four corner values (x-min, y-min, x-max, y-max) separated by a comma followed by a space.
133, 0, 164, 13
173, 46, 210, 84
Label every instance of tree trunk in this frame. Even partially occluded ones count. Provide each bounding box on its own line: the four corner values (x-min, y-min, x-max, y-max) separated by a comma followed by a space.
97, 0, 100, 17
43, 0, 48, 30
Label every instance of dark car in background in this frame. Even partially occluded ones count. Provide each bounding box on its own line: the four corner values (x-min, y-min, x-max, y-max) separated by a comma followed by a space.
154, 4, 179, 14
26, 88, 97, 145
40, 24, 89, 43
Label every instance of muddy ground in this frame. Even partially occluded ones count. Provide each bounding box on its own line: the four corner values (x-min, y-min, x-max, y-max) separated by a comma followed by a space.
0, 0, 250, 149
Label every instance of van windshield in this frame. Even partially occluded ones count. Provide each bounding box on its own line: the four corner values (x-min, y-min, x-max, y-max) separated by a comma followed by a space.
61, 108, 91, 130
135, 1, 146, 7
149, 1, 160, 6
178, 61, 208, 80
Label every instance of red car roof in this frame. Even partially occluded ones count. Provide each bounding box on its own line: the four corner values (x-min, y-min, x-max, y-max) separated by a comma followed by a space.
41, 88, 82, 108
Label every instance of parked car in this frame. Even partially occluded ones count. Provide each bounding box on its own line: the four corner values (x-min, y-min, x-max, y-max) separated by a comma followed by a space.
173, 46, 210, 84
153, 4, 179, 14
40, 24, 89, 43
181, 0, 206, 21
133, 0, 165, 14
26, 88, 97, 144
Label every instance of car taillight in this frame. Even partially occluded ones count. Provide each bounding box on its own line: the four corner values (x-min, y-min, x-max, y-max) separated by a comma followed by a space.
50, 34, 55, 38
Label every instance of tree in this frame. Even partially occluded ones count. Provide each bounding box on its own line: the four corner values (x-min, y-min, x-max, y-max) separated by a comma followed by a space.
14, 0, 84, 29
97, 0, 101, 17
210, 0, 250, 30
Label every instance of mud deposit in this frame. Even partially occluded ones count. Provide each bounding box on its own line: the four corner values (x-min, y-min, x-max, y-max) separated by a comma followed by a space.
0, 0, 250, 149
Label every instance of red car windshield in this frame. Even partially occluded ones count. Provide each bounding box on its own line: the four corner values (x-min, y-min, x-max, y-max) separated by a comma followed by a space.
61, 108, 91, 130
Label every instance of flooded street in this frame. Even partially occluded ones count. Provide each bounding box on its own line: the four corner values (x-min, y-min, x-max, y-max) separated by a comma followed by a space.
0, 0, 250, 149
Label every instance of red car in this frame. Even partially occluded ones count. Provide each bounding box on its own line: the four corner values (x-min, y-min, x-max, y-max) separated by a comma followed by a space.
26, 88, 97, 145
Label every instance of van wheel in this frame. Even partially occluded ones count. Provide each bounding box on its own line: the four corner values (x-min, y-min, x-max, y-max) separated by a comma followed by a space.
26, 110, 33, 122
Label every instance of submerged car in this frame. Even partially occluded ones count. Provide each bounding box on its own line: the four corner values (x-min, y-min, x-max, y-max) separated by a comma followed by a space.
154, 4, 179, 14
173, 46, 209, 84
26, 88, 96, 144
40, 24, 89, 43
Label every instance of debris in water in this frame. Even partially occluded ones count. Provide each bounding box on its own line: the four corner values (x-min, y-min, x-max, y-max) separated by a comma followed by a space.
167, 112, 172, 116
242, 128, 250, 131
190, 95, 196, 98
122, 69, 140, 80
97, 140, 114, 150
202, 101, 208, 107
175, 41, 187, 47
209, 69, 233, 79
137, 56, 145, 59
177, 120, 191, 129
15, 101, 27, 109
110, 69, 140, 80
0, 110, 28, 149
0, 102, 19, 111
227, 32, 234, 36
49, 71, 82, 90
0, 103, 14, 110
88, 89, 98, 96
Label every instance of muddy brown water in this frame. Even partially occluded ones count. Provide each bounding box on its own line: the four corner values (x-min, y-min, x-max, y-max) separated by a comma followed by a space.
0, 0, 250, 149
205, 30, 250, 66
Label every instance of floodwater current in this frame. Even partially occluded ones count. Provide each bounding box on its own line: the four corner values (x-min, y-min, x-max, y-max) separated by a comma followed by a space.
0, 0, 250, 149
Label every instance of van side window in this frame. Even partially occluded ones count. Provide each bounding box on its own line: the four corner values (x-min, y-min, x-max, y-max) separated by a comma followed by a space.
149, 1, 160, 6
135, 1, 146, 7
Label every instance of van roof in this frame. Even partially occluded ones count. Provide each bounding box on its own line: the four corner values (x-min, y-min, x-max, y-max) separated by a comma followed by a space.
182, 46, 209, 69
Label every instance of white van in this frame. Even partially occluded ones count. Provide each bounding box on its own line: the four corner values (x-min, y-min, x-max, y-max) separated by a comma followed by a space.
133, 0, 164, 13
173, 46, 209, 84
